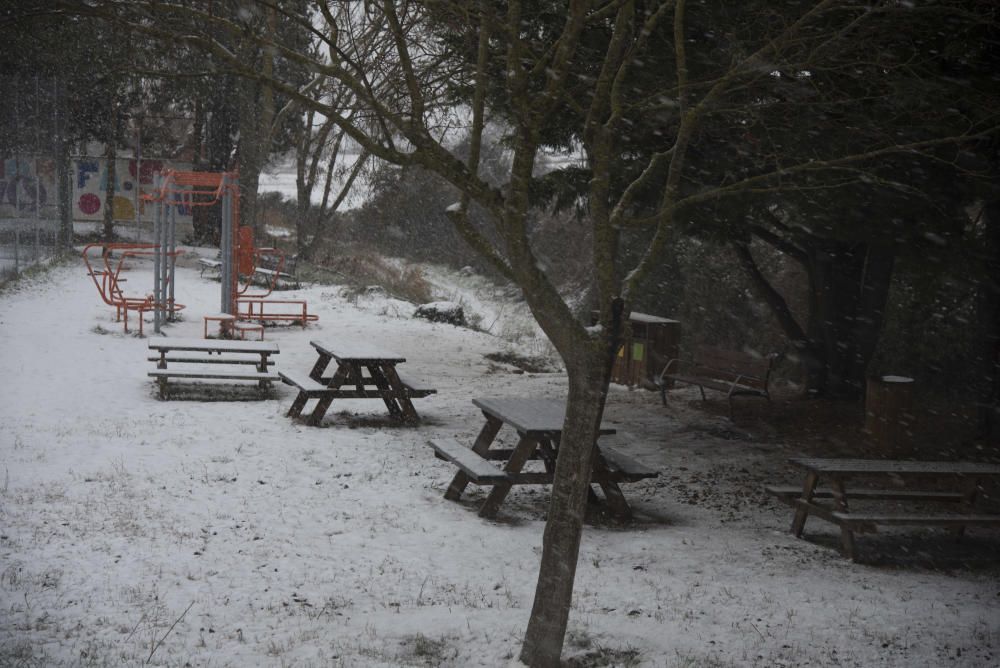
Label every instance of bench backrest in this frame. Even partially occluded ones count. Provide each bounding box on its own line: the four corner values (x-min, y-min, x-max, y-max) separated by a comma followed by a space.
258, 253, 297, 275
691, 345, 773, 389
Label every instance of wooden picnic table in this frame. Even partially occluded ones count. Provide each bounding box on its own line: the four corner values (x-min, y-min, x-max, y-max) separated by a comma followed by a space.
280, 340, 435, 425
430, 397, 657, 520
767, 457, 1000, 560
147, 337, 280, 399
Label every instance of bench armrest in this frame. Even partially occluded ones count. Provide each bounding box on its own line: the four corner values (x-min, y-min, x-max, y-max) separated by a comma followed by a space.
655, 358, 683, 385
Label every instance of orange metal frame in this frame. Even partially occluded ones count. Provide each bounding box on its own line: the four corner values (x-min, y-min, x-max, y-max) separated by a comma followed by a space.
86, 169, 314, 338
82, 242, 186, 336
141, 169, 289, 310
235, 297, 318, 327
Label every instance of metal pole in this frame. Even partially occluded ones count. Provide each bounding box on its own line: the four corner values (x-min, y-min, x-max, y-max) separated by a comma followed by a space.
34, 77, 40, 262
153, 174, 162, 334
13, 155, 19, 216
54, 77, 71, 251
135, 117, 141, 242
34, 155, 40, 262
221, 175, 232, 314
168, 198, 176, 320
160, 181, 170, 327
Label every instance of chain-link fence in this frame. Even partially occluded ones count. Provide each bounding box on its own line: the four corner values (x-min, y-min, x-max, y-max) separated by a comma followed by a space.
1, 75, 67, 282
0, 154, 64, 283
0, 218, 61, 282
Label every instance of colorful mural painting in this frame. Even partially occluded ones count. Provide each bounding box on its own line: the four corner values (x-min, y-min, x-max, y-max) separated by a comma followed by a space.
0, 156, 193, 223
72, 158, 193, 224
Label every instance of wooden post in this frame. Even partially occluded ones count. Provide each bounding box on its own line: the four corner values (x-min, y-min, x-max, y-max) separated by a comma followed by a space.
864, 375, 915, 455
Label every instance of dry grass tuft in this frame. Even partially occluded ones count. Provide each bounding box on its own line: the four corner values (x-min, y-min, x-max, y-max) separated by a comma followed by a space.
330, 252, 434, 304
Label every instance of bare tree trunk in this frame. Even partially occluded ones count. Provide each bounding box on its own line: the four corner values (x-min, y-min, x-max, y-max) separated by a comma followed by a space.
235, 4, 276, 241
236, 76, 263, 237
805, 242, 895, 398
976, 199, 1000, 438
521, 301, 625, 666
102, 111, 117, 241
520, 349, 611, 666
57, 136, 72, 249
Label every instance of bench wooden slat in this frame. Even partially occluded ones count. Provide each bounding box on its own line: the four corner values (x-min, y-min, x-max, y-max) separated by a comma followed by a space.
395, 371, 437, 397
429, 438, 509, 484
764, 485, 965, 502
696, 345, 771, 368
148, 337, 279, 355
664, 374, 764, 396
831, 511, 1000, 531
254, 268, 294, 280
599, 446, 658, 481
149, 369, 278, 381
147, 355, 274, 366
278, 372, 331, 396
688, 366, 765, 388
790, 458, 1000, 476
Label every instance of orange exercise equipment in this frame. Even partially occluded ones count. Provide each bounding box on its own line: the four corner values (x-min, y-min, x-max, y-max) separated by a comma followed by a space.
82, 242, 186, 336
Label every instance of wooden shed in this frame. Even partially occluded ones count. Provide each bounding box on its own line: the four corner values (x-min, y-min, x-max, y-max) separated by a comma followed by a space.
597, 311, 681, 388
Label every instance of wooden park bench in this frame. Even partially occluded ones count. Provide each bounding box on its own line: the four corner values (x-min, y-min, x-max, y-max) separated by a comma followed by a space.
254, 254, 299, 289
767, 458, 1000, 560
198, 251, 222, 278
147, 337, 280, 399
656, 345, 775, 416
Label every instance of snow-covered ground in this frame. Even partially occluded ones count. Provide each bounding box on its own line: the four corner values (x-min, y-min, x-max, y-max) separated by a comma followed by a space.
1, 252, 997, 667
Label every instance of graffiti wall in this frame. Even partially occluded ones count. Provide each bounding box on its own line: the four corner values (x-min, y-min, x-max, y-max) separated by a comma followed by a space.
0, 156, 194, 223
0, 157, 59, 220
72, 158, 193, 224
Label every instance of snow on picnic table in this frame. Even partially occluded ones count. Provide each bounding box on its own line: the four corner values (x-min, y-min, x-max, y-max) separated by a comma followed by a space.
0, 255, 997, 667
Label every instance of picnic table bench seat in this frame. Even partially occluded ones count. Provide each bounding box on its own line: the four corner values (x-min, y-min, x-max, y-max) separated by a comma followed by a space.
786, 458, 1000, 475
387, 371, 436, 398
597, 445, 659, 482
321, 368, 437, 399
764, 485, 966, 503
430, 438, 510, 484
149, 368, 279, 382
830, 511, 1000, 532
278, 371, 333, 397
282, 370, 439, 400
147, 354, 275, 366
